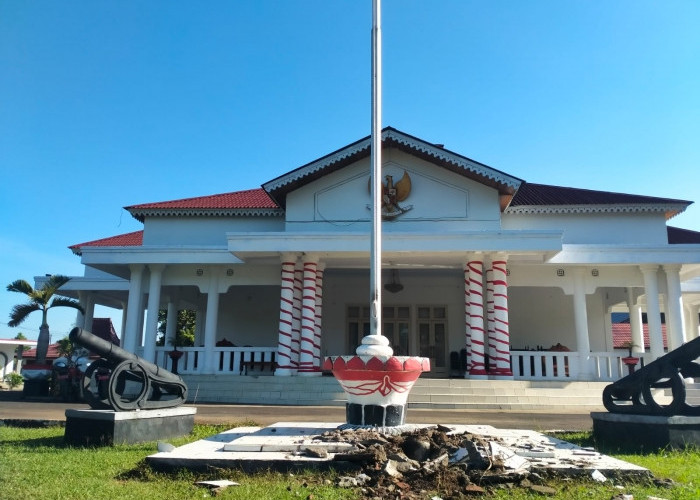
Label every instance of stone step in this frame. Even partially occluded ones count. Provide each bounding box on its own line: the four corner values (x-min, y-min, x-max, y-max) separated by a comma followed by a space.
182, 374, 608, 409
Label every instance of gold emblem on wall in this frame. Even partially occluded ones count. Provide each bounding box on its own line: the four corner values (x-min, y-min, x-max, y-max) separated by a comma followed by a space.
368, 171, 413, 220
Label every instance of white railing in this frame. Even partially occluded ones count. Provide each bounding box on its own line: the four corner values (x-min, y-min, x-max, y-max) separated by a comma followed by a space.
511, 350, 651, 382
511, 351, 575, 380
589, 351, 649, 382
148, 346, 277, 375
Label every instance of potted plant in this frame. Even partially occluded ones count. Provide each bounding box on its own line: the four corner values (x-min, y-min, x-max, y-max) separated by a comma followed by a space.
167, 336, 185, 374
620, 341, 640, 374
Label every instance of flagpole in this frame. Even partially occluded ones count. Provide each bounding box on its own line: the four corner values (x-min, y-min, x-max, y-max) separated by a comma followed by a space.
358, 0, 392, 357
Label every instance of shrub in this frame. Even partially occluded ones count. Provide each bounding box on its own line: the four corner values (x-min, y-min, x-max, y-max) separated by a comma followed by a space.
3, 372, 24, 389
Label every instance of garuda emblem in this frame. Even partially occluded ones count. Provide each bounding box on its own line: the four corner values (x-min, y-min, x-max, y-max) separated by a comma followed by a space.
368, 171, 413, 220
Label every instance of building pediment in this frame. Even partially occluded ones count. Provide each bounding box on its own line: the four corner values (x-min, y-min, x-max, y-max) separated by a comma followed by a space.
263, 127, 523, 209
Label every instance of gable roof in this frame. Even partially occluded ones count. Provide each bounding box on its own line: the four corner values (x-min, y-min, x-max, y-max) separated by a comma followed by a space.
506, 182, 691, 218
126, 189, 281, 222
70, 230, 143, 255
262, 127, 524, 208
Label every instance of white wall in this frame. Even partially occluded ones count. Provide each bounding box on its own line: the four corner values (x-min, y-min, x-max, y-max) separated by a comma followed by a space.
217, 286, 280, 347
502, 212, 669, 245
285, 148, 502, 233
144, 216, 284, 246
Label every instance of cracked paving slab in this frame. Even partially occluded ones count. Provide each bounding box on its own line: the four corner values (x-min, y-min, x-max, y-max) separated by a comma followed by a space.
146, 421, 649, 479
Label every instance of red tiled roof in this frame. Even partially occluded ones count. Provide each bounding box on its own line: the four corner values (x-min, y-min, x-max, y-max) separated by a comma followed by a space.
127, 188, 278, 211
510, 182, 690, 208
611, 323, 668, 350
69, 230, 143, 255
125, 188, 281, 222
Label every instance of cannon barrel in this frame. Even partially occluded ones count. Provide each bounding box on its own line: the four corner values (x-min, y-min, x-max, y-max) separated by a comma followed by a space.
69, 327, 182, 385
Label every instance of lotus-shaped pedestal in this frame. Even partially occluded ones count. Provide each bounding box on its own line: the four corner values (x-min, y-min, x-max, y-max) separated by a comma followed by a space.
323, 355, 430, 427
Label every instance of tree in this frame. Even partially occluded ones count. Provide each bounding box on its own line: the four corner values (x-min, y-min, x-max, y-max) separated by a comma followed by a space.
156, 309, 195, 347
7, 275, 84, 365
56, 337, 73, 358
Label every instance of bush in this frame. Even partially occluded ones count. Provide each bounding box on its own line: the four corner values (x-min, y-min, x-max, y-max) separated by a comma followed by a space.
3, 372, 24, 389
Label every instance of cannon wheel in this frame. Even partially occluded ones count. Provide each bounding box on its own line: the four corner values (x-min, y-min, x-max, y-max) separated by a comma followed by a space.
641, 371, 686, 415
81, 359, 112, 410
108, 360, 151, 411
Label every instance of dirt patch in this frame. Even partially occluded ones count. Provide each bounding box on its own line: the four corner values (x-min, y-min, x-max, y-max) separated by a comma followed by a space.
311, 425, 558, 499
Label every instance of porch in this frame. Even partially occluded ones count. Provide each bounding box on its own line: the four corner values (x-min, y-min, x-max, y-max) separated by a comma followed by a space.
148, 345, 647, 383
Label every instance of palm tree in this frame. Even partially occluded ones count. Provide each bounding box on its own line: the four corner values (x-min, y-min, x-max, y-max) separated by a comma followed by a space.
7, 275, 84, 365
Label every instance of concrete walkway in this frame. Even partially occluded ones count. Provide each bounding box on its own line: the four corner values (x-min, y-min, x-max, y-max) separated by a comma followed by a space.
0, 390, 594, 431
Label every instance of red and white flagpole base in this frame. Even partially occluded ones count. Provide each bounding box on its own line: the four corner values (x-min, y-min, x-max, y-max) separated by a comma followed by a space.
323, 355, 430, 427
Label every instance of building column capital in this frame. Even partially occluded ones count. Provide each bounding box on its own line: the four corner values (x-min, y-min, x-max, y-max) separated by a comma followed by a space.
639, 264, 659, 275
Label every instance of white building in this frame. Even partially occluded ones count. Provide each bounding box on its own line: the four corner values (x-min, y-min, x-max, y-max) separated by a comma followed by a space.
54, 128, 700, 405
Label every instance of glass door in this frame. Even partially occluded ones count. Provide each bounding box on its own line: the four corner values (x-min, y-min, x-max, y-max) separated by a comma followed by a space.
417, 306, 447, 376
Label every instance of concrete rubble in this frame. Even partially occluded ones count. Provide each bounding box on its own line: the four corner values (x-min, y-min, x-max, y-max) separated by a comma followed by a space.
147, 421, 652, 498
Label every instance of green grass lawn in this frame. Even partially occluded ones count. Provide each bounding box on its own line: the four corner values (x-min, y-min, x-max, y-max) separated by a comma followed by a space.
0, 424, 698, 500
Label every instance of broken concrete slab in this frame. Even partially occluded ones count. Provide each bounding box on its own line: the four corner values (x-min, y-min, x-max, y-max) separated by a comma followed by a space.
147, 421, 650, 482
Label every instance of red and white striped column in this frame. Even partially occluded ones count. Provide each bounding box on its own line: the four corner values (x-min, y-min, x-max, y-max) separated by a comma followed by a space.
467, 257, 488, 377
290, 260, 303, 371
298, 256, 320, 375
275, 254, 298, 375
491, 256, 513, 376
486, 264, 497, 374
313, 262, 325, 371
463, 262, 472, 374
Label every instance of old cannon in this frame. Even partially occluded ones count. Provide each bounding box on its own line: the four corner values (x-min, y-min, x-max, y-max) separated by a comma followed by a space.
603, 335, 700, 416
69, 327, 188, 411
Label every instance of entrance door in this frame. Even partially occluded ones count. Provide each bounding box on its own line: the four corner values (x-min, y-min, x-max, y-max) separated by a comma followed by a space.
417, 306, 448, 376
347, 305, 409, 355
382, 306, 410, 356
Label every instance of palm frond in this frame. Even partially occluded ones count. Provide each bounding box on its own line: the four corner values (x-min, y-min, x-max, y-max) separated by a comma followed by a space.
42, 275, 71, 295
49, 296, 84, 313
8, 303, 41, 327
6, 279, 34, 295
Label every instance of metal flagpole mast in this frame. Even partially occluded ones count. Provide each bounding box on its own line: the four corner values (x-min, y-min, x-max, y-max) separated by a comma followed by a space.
358, 0, 392, 357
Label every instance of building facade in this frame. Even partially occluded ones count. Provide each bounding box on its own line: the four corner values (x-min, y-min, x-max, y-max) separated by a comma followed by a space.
56, 128, 700, 384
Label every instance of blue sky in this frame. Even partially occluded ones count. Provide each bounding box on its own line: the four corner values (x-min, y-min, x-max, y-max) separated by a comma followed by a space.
1, 1, 699, 342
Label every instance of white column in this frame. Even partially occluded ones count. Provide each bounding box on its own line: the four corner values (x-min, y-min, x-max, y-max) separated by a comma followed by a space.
491, 256, 513, 376
687, 303, 699, 339
663, 264, 686, 350
194, 307, 204, 346
119, 301, 127, 346
572, 268, 592, 380
298, 256, 319, 376
203, 272, 221, 374
76, 291, 87, 329
463, 262, 472, 374
123, 264, 145, 353
640, 265, 664, 359
313, 262, 325, 370
165, 300, 177, 345
626, 288, 644, 354
83, 293, 95, 332
276, 254, 297, 376
467, 257, 487, 377
143, 264, 165, 363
